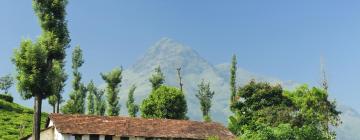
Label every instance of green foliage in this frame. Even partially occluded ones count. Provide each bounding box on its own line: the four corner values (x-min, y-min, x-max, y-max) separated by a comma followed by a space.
229, 81, 341, 140
13, 33, 67, 100
101, 67, 123, 116
230, 54, 237, 111
13, 38, 55, 99
284, 85, 341, 139
86, 80, 106, 116
62, 46, 87, 114
32, 0, 70, 50
94, 89, 106, 116
0, 100, 47, 140
87, 81, 96, 115
141, 86, 187, 119
238, 123, 327, 140
149, 66, 165, 90
0, 94, 13, 103
196, 80, 215, 121
126, 85, 139, 117
203, 115, 212, 122
48, 61, 67, 113
71, 45, 84, 70
0, 74, 14, 95
229, 81, 292, 135
12, 36, 63, 140
12, 1, 69, 139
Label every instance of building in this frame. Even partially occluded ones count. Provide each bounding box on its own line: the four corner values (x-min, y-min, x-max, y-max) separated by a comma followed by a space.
22, 114, 235, 140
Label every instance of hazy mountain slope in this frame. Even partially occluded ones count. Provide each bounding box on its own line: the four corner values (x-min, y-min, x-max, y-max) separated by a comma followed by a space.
120, 37, 228, 121
116, 37, 360, 140
335, 105, 360, 140
118, 37, 297, 122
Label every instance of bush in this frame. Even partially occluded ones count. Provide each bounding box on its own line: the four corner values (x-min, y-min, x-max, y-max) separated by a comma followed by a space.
141, 86, 187, 119
0, 94, 13, 102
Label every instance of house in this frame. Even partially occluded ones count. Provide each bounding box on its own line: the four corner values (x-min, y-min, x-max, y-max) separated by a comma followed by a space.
22, 114, 235, 140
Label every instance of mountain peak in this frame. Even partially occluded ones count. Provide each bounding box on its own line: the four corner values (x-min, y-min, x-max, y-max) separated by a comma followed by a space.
131, 37, 211, 73
149, 37, 191, 53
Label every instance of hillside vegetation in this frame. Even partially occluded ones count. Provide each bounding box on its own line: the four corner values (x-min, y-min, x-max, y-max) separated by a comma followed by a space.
0, 99, 47, 140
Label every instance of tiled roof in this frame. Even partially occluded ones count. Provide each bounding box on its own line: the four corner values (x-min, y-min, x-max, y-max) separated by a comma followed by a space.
48, 114, 235, 140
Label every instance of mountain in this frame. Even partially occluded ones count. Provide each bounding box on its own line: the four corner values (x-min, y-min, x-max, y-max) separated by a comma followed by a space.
116, 37, 360, 140
119, 37, 297, 122
0, 99, 47, 140
335, 105, 360, 140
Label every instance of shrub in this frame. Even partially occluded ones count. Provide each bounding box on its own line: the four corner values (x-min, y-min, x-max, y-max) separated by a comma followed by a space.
0, 94, 13, 102
141, 86, 187, 119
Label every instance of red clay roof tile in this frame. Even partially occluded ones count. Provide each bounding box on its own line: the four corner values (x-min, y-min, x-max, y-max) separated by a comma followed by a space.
48, 114, 235, 140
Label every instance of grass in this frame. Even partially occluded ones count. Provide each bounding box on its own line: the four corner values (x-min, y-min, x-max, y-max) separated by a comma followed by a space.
0, 99, 48, 140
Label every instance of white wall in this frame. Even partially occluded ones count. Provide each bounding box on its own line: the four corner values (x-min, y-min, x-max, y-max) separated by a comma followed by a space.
82, 135, 90, 140
48, 120, 54, 127
55, 127, 67, 140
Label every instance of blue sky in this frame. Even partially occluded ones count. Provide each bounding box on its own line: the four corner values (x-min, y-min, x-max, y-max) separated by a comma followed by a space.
1, 0, 360, 112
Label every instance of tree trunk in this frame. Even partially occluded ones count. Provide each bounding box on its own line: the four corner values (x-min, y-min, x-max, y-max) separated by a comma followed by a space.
56, 101, 60, 113
33, 95, 42, 140
52, 104, 55, 113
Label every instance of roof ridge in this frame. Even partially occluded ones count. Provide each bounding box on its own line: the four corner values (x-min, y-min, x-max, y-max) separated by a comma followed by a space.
49, 113, 222, 125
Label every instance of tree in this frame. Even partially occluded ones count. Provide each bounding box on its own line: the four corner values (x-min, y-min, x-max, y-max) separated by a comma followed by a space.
61, 46, 87, 114
228, 80, 341, 139
126, 85, 139, 117
230, 54, 237, 111
320, 57, 331, 137
0, 74, 14, 95
176, 67, 183, 92
149, 66, 165, 90
284, 85, 341, 139
101, 68, 123, 116
94, 89, 106, 116
141, 86, 187, 119
12, 21, 64, 140
87, 80, 106, 116
48, 62, 67, 113
196, 80, 215, 122
320, 57, 328, 91
228, 81, 293, 136
13, 0, 70, 139
87, 80, 96, 115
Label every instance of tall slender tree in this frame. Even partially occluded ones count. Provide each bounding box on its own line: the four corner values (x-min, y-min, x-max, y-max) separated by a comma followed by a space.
86, 80, 106, 116
230, 54, 237, 111
320, 57, 336, 139
149, 66, 165, 90
94, 89, 106, 116
61, 46, 87, 114
196, 80, 215, 122
176, 67, 184, 92
48, 62, 67, 113
101, 67, 123, 116
126, 85, 139, 117
13, 0, 70, 139
320, 57, 328, 91
87, 80, 96, 115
